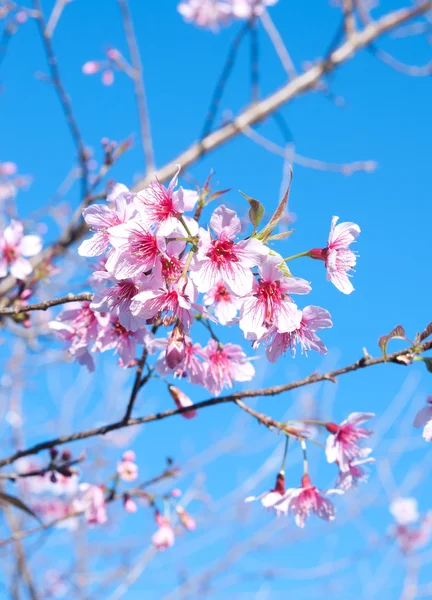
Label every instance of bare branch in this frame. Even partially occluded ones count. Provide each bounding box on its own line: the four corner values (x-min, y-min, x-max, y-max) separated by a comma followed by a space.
260, 9, 297, 79
0, 293, 93, 316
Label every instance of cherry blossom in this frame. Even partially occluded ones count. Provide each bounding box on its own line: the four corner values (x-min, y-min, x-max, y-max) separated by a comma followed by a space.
117, 450, 139, 482
230, 0, 278, 19
190, 205, 268, 296
390, 497, 420, 526
239, 254, 310, 341
94, 315, 152, 367
0, 161, 31, 203
0, 219, 42, 279
156, 336, 206, 385
310, 216, 360, 294
178, 0, 232, 30
152, 512, 175, 550
391, 513, 432, 554
169, 385, 198, 419
90, 273, 144, 331
336, 456, 375, 491
176, 506, 196, 530
325, 412, 374, 472
82, 48, 126, 86
106, 220, 160, 280
263, 305, 332, 363
413, 396, 432, 442
245, 472, 287, 514
203, 281, 242, 326
73, 483, 107, 526
123, 494, 138, 513
201, 338, 255, 396
274, 474, 343, 528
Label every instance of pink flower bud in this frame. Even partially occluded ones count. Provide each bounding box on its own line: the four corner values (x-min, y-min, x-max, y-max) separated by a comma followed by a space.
122, 450, 136, 462
0, 162, 17, 176
176, 506, 196, 531
15, 10, 27, 24
102, 69, 114, 86
82, 61, 101, 75
106, 48, 121, 61
123, 494, 137, 513
171, 488, 182, 498
168, 386, 197, 419
166, 324, 186, 369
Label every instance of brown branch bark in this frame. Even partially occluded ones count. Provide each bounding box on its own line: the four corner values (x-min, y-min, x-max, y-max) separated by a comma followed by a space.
0, 293, 93, 316
0, 339, 430, 470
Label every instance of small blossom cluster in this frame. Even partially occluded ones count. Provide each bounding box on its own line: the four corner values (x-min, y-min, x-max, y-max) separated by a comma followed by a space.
50, 166, 360, 401
82, 48, 131, 86
389, 496, 432, 554
178, 0, 278, 30
0, 219, 42, 280
0, 161, 31, 203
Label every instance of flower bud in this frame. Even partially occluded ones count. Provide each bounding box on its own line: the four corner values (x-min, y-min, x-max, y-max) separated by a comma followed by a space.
168, 386, 197, 419
166, 324, 186, 369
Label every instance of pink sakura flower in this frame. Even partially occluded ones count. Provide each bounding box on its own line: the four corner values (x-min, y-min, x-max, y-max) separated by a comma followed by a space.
90, 272, 143, 332
203, 281, 242, 325
201, 338, 255, 396
166, 323, 186, 369
169, 385, 198, 419
73, 483, 107, 526
0, 219, 42, 279
123, 494, 138, 513
31, 498, 77, 529
413, 397, 432, 442
336, 456, 375, 491
131, 268, 199, 331
49, 302, 108, 371
245, 472, 287, 514
176, 505, 196, 530
82, 48, 125, 86
94, 315, 151, 367
152, 512, 175, 550
310, 216, 360, 294
156, 336, 206, 385
230, 0, 278, 18
0, 161, 17, 176
274, 474, 343, 528
178, 0, 232, 30
325, 412, 375, 472
240, 255, 310, 341
390, 497, 419, 526
78, 186, 136, 257
264, 305, 333, 363
117, 450, 138, 482
190, 205, 268, 296
135, 166, 198, 236
391, 513, 432, 555
106, 219, 160, 280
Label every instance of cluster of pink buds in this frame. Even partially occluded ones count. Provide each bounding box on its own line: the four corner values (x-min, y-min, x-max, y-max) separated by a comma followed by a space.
82, 48, 132, 86
178, 0, 278, 30
0, 2, 35, 28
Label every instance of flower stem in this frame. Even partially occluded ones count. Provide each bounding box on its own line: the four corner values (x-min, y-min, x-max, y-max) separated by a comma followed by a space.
280, 435, 289, 472
283, 250, 311, 262
181, 248, 195, 277
178, 215, 193, 238
300, 439, 308, 475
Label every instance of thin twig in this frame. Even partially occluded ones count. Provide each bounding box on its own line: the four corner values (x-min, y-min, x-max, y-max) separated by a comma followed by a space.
45, 0, 67, 38
0, 293, 93, 316
249, 16, 260, 102
123, 347, 148, 421
117, 0, 155, 173
260, 9, 297, 79
0, 338, 430, 469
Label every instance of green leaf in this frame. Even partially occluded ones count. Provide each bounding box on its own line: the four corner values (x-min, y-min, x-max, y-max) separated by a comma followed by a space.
0, 491, 42, 522
420, 322, 432, 342
378, 325, 407, 361
256, 167, 293, 242
239, 191, 265, 234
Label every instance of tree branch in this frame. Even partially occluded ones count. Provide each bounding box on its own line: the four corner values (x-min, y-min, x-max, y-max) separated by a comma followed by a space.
0, 293, 93, 316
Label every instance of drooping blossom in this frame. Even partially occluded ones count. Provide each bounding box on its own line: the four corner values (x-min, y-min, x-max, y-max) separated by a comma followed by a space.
274, 474, 343, 528
73, 483, 107, 526
201, 338, 255, 396
90, 272, 143, 331
178, 0, 232, 30
117, 450, 138, 482
310, 216, 360, 294
263, 305, 333, 363
135, 166, 198, 236
190, 205, 268, 296
49, 302, 109, 371
169, 385, 198, 419
82, 47, 126, 86
413, 396, 432, 442
390, 497, 420, 526
336, 456, 375, 491
0, 219, 42, 279
239, 255, 310, 341
176, 505, 196, 530
123, 494, 138, 513
156, 336, 206, 385
94, 315, 152, 367
78, 186, 136, 257
245, 471, 287, 514
230, 0, 278, 18
152, 512, 175, 550
203, 281, 242, 325
325, 412, 374, 472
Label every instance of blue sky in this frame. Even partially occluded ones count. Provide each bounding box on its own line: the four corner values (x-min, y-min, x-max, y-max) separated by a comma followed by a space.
1, 0, 432, 598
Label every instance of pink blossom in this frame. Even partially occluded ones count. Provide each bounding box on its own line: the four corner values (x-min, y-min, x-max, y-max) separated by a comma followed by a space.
82, 48, 124, 86
90, 273, 143, 331
391, 513, 432, 554
176, 505, 196, 530
325, 412, 374, 472
274, 474, 343, 528
413, 396, 432, 442
117, 450, 138, 481
390, 497, 419, 526
245, 472, 287, 514
31, 498, 77, 528
152, 512, 175, 550
0, 219, 42, 279
73, 483, 107, 526
178, 0, 232, 30
106, 220, 159, 280
169, 385, 197, 419
171, 488, 182, 498
123, 494, 138, 513
78, 187, 136, 257
240, 255, 310, 341
156, 337, 206, 385
310, 216, 360, 294
82, 60, 101, 75
201, 338, 255, 396
264, 305, 332, 363
135, 166, 198, 236
190, 205, 268, 296
230, 0, 278, 18
94, 315, 151, 367
203, 281, 243, 325
166, 323, 186, 369
0, 161, 17, 176
336, 457, 375, 491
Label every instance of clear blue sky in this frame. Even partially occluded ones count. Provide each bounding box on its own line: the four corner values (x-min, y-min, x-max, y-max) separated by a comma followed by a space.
1, 0, 432, 598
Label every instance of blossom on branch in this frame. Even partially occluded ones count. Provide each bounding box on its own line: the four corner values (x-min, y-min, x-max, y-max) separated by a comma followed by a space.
325, 412, 375, 472
0, 219, 42, 280
245, 471, 287, 514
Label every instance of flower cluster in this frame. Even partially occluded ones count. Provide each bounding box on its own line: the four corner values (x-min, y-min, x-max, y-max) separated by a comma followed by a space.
178, 0, 278, 31
50, 167, 360, 403
0, 219, 42, 280
0, 161, 31, 203
82, 47, 131, 86
389, 496, 432, 554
